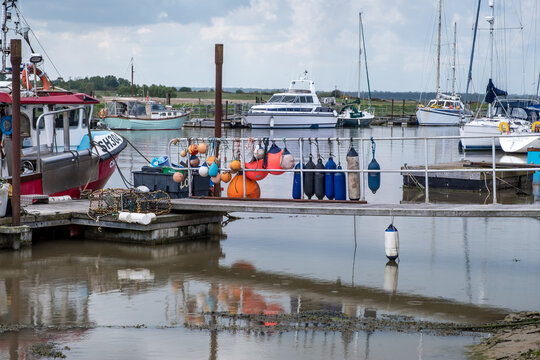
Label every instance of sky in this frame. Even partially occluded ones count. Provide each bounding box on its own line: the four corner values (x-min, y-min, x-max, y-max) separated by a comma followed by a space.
6, 0, 540, 94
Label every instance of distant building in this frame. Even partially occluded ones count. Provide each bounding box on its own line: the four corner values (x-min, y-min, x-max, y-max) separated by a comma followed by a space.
321, 97, 336, 105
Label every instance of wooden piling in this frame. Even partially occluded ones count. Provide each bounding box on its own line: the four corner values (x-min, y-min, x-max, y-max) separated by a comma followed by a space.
10, 39, 21, 226
214, 44, 223, 197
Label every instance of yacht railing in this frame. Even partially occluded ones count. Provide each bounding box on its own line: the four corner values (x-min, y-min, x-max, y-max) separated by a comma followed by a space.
167, 134, 540, 204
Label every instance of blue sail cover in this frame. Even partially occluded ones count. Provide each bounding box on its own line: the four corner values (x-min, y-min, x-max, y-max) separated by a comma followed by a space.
485, 78, 507, 104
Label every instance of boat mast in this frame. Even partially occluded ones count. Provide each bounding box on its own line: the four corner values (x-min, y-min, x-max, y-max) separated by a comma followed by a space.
357, 12, 361, 100
131, 57, 134, 97
360, 12, 373, 111
452, 22, 456, 96
436, 0, 442, 97
487, 0, 495, 117
0, 1, 15, 74
465, 0, 481, 106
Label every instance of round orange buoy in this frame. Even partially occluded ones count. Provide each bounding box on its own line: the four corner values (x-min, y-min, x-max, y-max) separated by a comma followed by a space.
180, 149, 187, 157
188, 144, 198, 155
229, 159, 241, 172
227, 174, 261, 198
267, 143, 284, 175
207, 156, 216, 166
197, 142, 208, 154
245, 158, 268, 181
221, 171, 232, 183
173, 171, 185, 183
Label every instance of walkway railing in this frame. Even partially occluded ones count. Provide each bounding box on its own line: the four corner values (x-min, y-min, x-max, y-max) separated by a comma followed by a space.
167, 134, 540, 204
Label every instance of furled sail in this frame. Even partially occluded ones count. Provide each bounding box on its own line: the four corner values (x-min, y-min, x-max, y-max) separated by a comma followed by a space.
485, 78, 507, 104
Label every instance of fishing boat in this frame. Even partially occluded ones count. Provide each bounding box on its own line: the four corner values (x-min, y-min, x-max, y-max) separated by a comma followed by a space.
459, 1, 531, 150
0, 0, 126, 198
416, 3, 471, 126
244, 71, 338, 129
100, 98, 190, 130
337, 12, 374, 127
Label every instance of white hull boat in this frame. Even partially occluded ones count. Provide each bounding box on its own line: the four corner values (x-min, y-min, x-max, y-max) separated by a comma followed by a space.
416, 104, 470, 125
499, 134, 540, 153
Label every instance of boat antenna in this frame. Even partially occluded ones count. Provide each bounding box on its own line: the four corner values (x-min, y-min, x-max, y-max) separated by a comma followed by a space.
131, 57, 134, 96
360, 12, 373, 112
358, 12, 361, 100
465, 0, 481, 106
436, 0, 442, 97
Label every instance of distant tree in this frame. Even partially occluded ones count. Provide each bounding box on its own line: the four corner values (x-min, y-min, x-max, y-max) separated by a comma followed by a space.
179, 87, 192, 92
331, 89, 343, 98
235, 89, 244, 94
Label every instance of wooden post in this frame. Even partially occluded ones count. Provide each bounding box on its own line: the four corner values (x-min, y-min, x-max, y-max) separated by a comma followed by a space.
10, 40, 21, 226
391, 99, 394, 118
214, 44, 223, 197
402, 99, 405, 117
166, 93, 170, 105
225, 100, 228, 122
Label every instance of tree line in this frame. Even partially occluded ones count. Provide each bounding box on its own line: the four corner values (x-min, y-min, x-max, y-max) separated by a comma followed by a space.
52, 75, 180, 98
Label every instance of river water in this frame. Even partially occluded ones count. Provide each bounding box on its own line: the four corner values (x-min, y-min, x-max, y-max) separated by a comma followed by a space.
0, 126, 538, 359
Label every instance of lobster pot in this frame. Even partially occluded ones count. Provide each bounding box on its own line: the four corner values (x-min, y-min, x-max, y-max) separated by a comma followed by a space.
384, 224, 399, 260
346, 147, 360, 200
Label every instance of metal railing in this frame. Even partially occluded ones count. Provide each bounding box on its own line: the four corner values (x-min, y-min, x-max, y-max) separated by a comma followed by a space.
167, 134, 540, 204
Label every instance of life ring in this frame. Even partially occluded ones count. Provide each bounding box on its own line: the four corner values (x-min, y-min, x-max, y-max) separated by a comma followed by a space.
21, 65, 51, 90
498, 121, 509, 134
532, 121, 540, 133
99, 108, 107, 119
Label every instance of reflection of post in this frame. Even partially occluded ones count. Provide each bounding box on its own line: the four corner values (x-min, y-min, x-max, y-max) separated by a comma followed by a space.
209, 313, 217, 360
383, 260, 399, 295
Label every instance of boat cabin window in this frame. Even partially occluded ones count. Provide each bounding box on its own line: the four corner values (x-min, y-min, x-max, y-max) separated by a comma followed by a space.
54, 107, 79, 129
151, 103, 166, 111
128, 102, 147, 116
82, 106, 91, 128
306, 96, 313, 103
281, 96, 295, 103
268, 95, 283, 103
510, 107, 527, 119
20, 113, 30, 137
32, 107, 45, 129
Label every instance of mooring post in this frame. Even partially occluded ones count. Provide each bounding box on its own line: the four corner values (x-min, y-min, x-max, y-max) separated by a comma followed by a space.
360, 138, 365, 202
424, 138, 429, 203
11, 39, 21, 226
402, 99, 405, 117
214, 44, 223, 197
391, 99, 394, 119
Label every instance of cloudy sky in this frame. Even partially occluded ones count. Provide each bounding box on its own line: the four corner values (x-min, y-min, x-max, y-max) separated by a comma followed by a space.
8, 0, 540, 94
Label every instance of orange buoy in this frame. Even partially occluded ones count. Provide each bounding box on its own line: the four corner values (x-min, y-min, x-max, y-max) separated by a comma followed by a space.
267, 143, 284, 175
180, 149, 187, 157
173, 171, 185, 183
245, 158, 268, 181
207, 156, 216, 166
227, 174, 261, 198
188, 144, 198, 155
21, 64, 51, 90
221, 171, 232, 183
197, 142, 208, 154
229, 159, 241, 173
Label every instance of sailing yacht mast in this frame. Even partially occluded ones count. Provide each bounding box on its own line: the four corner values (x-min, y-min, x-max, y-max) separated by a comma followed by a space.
487, 0, 495, 116
436, 0, 442, 96
452, 22, 456, 96
358, 12, 361, 100
360, 12, 373, 112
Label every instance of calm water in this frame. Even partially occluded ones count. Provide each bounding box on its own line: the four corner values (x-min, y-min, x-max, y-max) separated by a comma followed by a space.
0, 126, 538, 359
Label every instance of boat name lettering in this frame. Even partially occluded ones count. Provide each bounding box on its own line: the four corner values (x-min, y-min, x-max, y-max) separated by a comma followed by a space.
97, 133, 122, 152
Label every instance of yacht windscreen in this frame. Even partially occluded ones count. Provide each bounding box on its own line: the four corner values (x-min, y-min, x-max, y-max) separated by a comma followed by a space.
268, 95, 284, 103
151, 103, 166, 111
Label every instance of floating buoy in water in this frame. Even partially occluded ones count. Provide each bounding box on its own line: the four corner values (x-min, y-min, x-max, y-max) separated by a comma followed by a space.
267, 142, 284, 175
384, 223, 399, 260
173, 171, 185, 183
189, 155, 200, 167
347, 146, 360, 200
368, 138, 380, 194
207, 156, 216, 166
324, 157, 337, 200
280, 147, 295, 170
245, 158, 268, 181
292, 162, 302, 199
227, 174, 261, 198
314, 158, 325, 200
180, 149, 187, 157
334, 165, 346, 200
188, 144, 198, 155
221, 171, 232, 183
208, 161, 219, 177
229, 159, 241, 173
198, 164, 209, 177
197, 142, 208, 154
303, 156, 315, 199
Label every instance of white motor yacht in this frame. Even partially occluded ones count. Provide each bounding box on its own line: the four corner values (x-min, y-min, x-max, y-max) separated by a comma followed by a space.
244, 72, 338, 129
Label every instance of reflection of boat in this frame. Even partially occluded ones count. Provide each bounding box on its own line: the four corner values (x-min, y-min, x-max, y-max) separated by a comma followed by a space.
101, 98, 190, 130
0, 1, 126, 198
244, 71, 338, 129
416, 5, 471, 126
338, 12, 374, 127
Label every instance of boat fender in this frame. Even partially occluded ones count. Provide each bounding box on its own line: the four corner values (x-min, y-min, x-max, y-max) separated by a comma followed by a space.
314, 158, 325, 200
334, 165, 346, 200
346, 146, 360, 200
267, 142, 284, 175
227, 174, 261, 198
498, 121, 509, 134
245, 157, 269, 181
280, 147, 295, 169
303, 156, 315, 199
532, 121, 540, 133
292, 162, 302, 199
208, 161, 219, 177
368, 138, 380, 194
324, 157, 337, 200
384, 223, 399, 260
198, 163, 209, 177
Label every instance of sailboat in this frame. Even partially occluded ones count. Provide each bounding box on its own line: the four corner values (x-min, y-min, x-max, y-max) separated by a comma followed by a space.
338, 12, 374, 127
416, 1, 471, 126
459, 0, 534, 150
